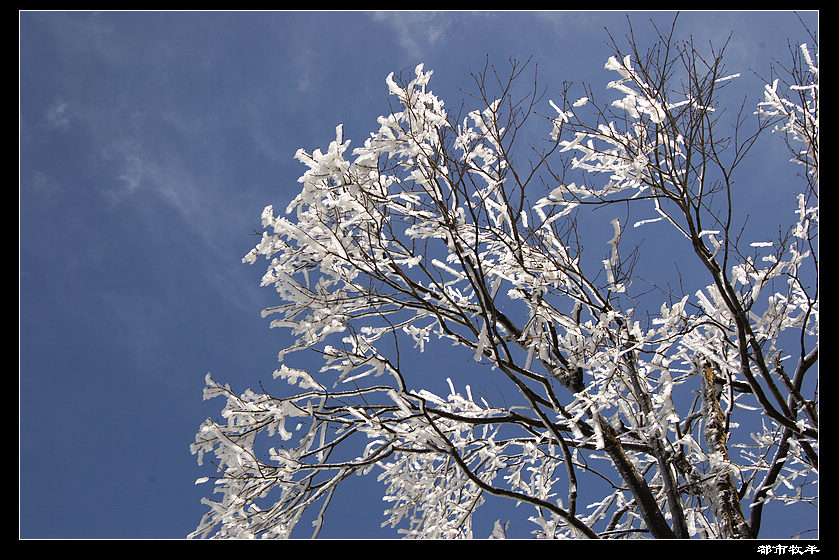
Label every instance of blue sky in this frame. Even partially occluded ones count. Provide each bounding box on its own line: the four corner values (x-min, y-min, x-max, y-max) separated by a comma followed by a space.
20, 10, 817, 539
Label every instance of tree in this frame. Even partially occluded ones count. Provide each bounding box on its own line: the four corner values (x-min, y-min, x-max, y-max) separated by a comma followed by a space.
190, 16, 817, 539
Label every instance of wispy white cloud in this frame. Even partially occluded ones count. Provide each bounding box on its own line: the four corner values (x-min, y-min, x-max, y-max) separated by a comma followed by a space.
372, 12, 455, 59
30, 170, 60, 199
43, 100, 71, 129
96, 133, 230, 248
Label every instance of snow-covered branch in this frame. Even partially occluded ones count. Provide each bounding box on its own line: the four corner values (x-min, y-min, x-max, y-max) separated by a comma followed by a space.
194, 26, 817, 539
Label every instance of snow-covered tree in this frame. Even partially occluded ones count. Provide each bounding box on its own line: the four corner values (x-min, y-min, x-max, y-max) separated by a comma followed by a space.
191, 17, 817, 539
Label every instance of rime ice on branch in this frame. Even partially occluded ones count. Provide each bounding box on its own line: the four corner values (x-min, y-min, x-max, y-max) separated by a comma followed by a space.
193, 30, 817, 539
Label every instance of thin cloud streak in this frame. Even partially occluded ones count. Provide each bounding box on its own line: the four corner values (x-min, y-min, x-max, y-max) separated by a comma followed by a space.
372, 11, 455, 58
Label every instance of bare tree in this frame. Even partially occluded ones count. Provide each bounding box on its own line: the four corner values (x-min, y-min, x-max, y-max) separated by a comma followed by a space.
191, 16, 817, 539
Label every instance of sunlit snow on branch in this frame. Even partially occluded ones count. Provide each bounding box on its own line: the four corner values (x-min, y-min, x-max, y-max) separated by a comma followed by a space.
193, 31, 818, 540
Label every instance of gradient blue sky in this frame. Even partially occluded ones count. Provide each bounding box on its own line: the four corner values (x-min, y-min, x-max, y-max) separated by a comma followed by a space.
20, 10, 817, 539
